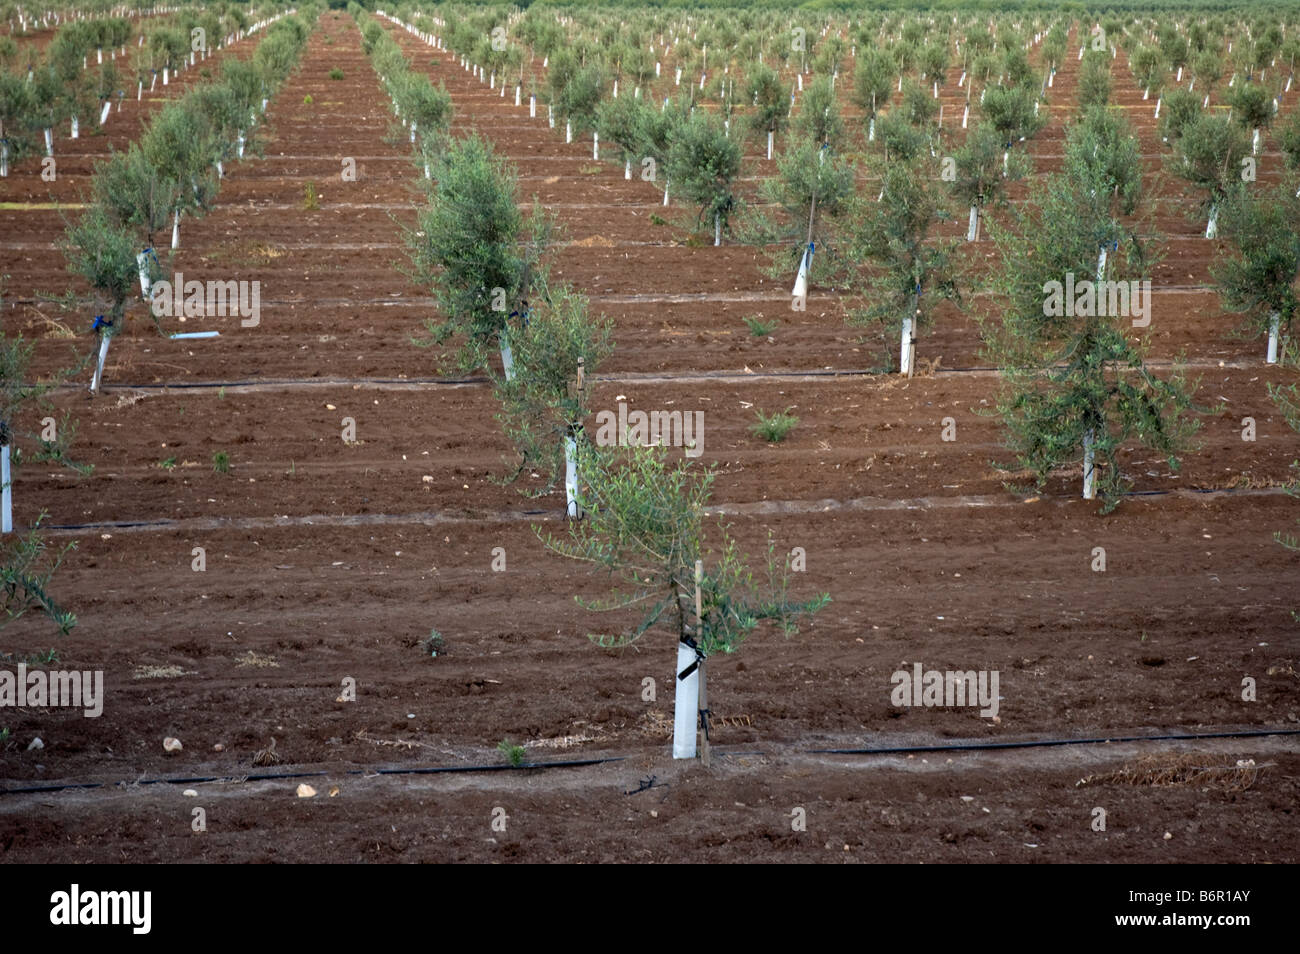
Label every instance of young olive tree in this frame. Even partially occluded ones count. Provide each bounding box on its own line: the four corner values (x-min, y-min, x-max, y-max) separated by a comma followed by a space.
406, 134, 551, 379
1211, 178, 1300, 364
1169, 112, 1250, 238
745, 61, 788, 161
61, 204, 139, 394
984, 126, 1200, 510
537, 441, 828, 759
849, 154, 960, 375
666, 107, 741, 246
853, 47, 893, 143
492, 281, 612, 516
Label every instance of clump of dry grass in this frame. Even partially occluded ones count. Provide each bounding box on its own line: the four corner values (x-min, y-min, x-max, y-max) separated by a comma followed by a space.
1077, 753, 1263, 792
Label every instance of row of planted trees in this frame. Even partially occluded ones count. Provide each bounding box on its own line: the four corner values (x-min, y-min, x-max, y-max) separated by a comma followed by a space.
0, 4, 270, 175
378, 5, 829, 758
0, 6, 314, 642
405, 3, 1300, 514
61, 5, 312, 394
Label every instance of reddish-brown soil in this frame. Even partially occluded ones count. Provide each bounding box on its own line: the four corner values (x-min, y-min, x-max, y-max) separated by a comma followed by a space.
0, 15, 1296, 863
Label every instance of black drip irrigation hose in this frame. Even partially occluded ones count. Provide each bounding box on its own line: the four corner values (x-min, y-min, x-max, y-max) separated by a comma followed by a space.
810, 727, 1300, 756
0, 755, 626, 797
4, 728, 1297, 797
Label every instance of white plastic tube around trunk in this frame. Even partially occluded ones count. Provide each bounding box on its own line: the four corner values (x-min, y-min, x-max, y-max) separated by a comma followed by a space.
675, 67, 681, 86
0, 141, 7, 178
1252, 127, 1260, 154
672, 641, 700, 759
530, 94, 536, 117
564, 436, 579, 518
100, 101, 111, 125
967, 205, 979, 242
593, 132, 598, 159
663, 177, 669, 206
1154, 96, 1161, 118
868, 116, 875, 141
70, 116, 78, 138
137, 250, 152, 298
137, 80, 142, 100
171, 208, 181, 250
792, 246, 811, 300
1205, 205, 1218, 239
612, 79, 618, 98
1, 442, 11, 533
499, 328, 515, 381
565, 121, 571, 143
624, 158, 631, 179
1082, 429, 1096, 499
515, 85, 520, 106
714, 213, 721, 247
962, 105, 969, 128
1096, 246, 1108, 282
44, 127, 52, 156
162, 66, 168, 84
237, 132, 245, 158
1003, 149, 1009, 176
900, 313, 913, 375
767, 129, 773, 160
90, 333, 111, 394
1267, 312, 1281, 364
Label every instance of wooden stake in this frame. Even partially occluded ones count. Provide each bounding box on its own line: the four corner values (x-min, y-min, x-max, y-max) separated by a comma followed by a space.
695, 559, 710, 767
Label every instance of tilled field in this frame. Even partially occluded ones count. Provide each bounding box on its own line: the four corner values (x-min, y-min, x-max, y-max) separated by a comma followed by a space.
0, 13, 1296, 863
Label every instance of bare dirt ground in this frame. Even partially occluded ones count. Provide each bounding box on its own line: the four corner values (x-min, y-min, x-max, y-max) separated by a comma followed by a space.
0, 15, 1296, 863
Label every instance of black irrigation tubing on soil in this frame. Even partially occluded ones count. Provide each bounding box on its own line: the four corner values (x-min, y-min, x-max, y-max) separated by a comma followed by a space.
40, 355, 1262, 394
0, 755, 626, 796
810, 727, 1300, 756
38, 486, 1290, 535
